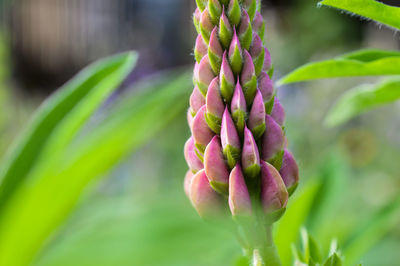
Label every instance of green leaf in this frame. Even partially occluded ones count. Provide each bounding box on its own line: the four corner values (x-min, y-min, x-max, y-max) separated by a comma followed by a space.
0, 52, 137, 212
323, 253, 343, 266
325, 77, 400, 127
319, 0, 400, 30
277, 49, 400, 85
342, 196, 400, 265
274, 180, 321, 266
0, 71, 191, 265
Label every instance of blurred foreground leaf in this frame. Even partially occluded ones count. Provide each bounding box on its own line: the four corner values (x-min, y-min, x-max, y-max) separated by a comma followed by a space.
0, 63, 191, 264
277, 50, 400, 85
0, 52, 137, 211
325, 78, 400, 126
319, 0, 400, 30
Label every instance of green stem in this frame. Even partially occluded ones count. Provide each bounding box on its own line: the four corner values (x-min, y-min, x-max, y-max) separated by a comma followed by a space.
256, 226, 281, 266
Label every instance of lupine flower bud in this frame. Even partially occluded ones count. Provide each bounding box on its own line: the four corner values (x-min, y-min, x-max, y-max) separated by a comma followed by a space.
184, 137, 204, 173
261, 161, 288, 222
242, 127, 260, 179
185, 0, 299, 225
204, 136, 230, 195
190, 170, 222, 218
229, 164, 252, 217
280, 149, 299, 196
192, 105, 214, 153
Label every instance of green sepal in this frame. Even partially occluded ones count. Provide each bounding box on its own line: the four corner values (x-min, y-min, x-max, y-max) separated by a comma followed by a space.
250, 122, 265, 140
223, 144, 241, 169
245, 0, 257, 21
287, 182, 298, 197
232, 109, 246, 137
195, 143, 206, 154
210, 180, 229, 195
230, 46, 243, 76
228, 0, 241, 27
200, 24, 211, 44
195, 49, 204, 64
208, 0, 222, 25
208, 49, 222, 75
239, 23, 253, 51
220, 74, 235, 102
257, 21, 265, 43
219, 17, 233, 49
323, 253, 343, 266
197, 81, 208, 97
243, 164, 260, 180
194, 146, 204, 163
267, 65, 274, 78
265, 208, 286, 224
196, 0, 207, 11
205, 112, 222, 134
264, 95, 275, 114
257, 0, 262, 12
193, 16, 200, 34
242, 75, 257, 104
269, 150, 284, 170
253, 48, 265, 76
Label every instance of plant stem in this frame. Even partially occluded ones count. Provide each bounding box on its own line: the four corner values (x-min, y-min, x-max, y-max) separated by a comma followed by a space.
256, 226, 281, 266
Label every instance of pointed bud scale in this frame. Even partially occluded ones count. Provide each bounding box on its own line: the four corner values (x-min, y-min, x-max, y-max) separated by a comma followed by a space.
271, 97, 286, 126
262, 115, 284, 162
187, 108, 194, 127
261, 161, 288, 222
248, 90, 266, 139
220, 51, 235, 102
204, 136, 230, 195
219, 10, 233, 49
242, 127, 261, 179
184, 137, 204, 173
258, 71, 274, 103
190, 85, 206, 116
195, 34, 208, 63
229, 29, 243, 76
196, 0, 207, 12
252, 12, 265, 42
205, 78, 224, 133
221, 108, 241, 169
229, 164, 252, 216
196, 55, 215, 96
190, 170, 222, 218
250, 34, 265, 76
263, 48, 272, 72
231, 80, 247, 136
193, 8, 202, 34
243, 0, 257, 21
192, 105, 214, 153
238, 10, 253, 50
228, 0, 241, 27
200, 9, 214, 43
280, 150, 299, 196
184, 170, 194, 198
208, 0, 222, 25
208, 27, 223, 74
241, 50, 258, 104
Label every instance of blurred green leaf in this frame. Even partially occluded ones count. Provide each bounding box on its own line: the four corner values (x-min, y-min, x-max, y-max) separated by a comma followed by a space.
323, 253, 343, 266
0, 66, 191, 265
0, 52, 137, 211
275, 180, 321, 266
325, 77, 400, 127
277, 49, 400, 85
342, 196, 400, 265
319, 0, 400, 30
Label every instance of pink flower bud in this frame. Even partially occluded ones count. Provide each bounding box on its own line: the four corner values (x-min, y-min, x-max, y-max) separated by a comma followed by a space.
187, 108, 194, 127
219, 9, 233, 49
208, 27, 223, 74
242, 126, 261, 179
229, 29, 243, 76
271, 98, 286, 126
206, 77, 224, 119
221, 107, 241, 169
196, 55, 216, 96
192, 105, 214, 153
184, 137, 204, 173
184, 170, 194, 198
262, 115, 284, 161
280, 149, 299, 195
220, 51, 235, 101
248, 90, 266, 139
260, 161, 288, 217
204, 136, 230, 194
194, 34, 208, 63
258, 72, 274, 103
252, 12, 265, 41
229, 164, 252, 216
200, 9, 214, 43
193, 8, 202, 33
231, 79, 247, 136
190, 85, 206, 115
241, 50, 257, 104
190, 170, 222, 218
263, 48, 272, 71
238, 9, 253, 50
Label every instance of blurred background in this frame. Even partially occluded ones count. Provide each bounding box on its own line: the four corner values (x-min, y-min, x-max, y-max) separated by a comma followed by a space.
0, 0, 399, 265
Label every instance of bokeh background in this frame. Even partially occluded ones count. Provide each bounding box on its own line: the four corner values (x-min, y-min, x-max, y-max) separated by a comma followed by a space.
0, 0, 399, 265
